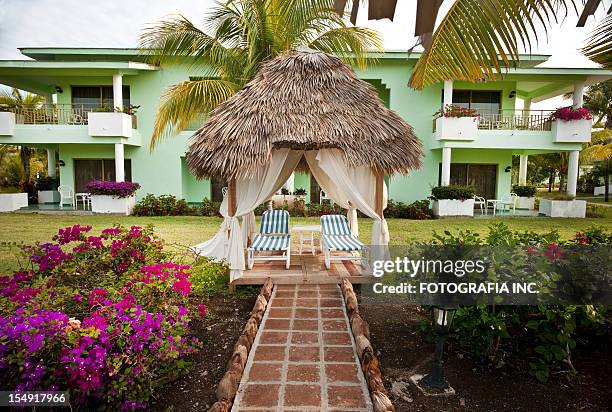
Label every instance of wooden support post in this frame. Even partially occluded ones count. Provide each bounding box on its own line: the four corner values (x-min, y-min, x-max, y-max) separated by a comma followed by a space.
374, 169, 384, 217
228, 178, 237, 293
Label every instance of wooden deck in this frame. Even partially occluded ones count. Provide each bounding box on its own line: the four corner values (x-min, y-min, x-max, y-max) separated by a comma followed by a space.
232, 250, 373, 285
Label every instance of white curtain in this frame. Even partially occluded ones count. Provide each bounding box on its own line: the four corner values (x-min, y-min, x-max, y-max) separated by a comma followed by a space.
305, 149, 389, 263
193, 149, 302, 282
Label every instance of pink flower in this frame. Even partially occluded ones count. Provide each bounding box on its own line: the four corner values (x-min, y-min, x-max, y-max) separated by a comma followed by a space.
88, 288, 108, 306
543, 243, 564, 261
197, 304, 207, 317
172, 278, 191, 296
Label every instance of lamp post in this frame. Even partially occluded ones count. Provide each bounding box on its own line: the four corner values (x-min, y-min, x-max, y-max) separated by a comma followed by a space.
421, 305, 456, 390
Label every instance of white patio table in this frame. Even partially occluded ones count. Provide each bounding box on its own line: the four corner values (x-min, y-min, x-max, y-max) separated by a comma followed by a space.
292, 224, 321, 255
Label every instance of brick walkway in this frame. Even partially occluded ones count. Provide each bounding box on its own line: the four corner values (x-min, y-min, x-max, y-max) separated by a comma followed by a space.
232, 284, 373, 411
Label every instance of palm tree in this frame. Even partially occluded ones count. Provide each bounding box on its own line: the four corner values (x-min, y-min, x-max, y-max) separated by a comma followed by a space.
335, 1, 611, 88
584, 80, 612, 129
581, 129, 612, 201
139, 0, 382, 148
0, 88, 46, 182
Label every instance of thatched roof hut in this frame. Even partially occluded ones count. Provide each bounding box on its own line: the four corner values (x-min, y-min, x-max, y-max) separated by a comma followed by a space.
188, 50, 422, 180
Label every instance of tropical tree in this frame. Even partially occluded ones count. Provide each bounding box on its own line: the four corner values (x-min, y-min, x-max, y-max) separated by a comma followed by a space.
0, 88, 46, 182
584, 80, 612, 129
582, 129, 612, 201
335, 1, 611, 88
139, 0, 382, 148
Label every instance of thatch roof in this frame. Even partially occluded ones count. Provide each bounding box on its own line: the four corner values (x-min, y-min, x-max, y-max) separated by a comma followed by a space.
188, 50, 422, 180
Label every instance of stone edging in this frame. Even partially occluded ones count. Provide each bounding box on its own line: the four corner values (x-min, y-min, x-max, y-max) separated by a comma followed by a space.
208, 278, 273, 412
340, 279, 395, 412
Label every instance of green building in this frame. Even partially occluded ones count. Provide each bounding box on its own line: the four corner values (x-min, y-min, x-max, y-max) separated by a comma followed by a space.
1, 48, 610, 204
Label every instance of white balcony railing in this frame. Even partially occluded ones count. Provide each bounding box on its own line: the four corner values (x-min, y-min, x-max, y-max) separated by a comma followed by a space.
10, 104, 90, 125
433, 110, 554, 132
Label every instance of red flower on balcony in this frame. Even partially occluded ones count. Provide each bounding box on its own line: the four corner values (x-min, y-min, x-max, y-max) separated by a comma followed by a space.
550, 106, 592, 121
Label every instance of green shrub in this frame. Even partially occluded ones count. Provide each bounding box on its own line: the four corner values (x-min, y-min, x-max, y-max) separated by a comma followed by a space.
512, 185, 537, 197
430, 185, 475, 200
189, 257, 230, 296
424, 223, 610, 383
133, 194, 191, 216
386, 199, 432, 219
543, 193, 576, 201
35, 176, 59, 191
199, 198, 222, 217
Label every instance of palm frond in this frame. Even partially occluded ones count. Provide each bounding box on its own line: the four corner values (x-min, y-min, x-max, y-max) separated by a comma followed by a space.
309, 27, 382, 69
150, 79, 240, 149
582, 13, 612, 69
410, 0, 573, 89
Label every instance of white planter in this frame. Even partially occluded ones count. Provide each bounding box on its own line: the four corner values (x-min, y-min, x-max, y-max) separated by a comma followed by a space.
271, 194, 306, 208
87, 112, 132, 138
37, 190, 60, 204
0, 112, 16, 135
551, 119, 592, 143
594, 185, 612, 196
435, 116, 478, 141
432, 199, 475, 217
538, 199, 586, 218
91, 195, 135, 215
515, 196, 535, 210
0, 193, 28, 212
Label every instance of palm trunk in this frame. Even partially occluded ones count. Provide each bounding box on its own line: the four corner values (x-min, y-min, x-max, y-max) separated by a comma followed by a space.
20, 146, 32, 183
559, 173, 565, 192
605, 158, 610, 203
548, 170, 554, 192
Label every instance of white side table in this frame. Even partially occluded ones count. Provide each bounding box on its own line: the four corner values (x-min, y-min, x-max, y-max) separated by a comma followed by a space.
292, 224, 321, 255
486, 199, 502, 216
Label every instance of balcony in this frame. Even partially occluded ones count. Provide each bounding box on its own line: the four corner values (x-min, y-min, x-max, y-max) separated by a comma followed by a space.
431, 110, 587, 151
0, 105, 141, 145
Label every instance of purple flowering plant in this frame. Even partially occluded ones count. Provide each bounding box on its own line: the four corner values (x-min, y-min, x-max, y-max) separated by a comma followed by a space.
0, 224, 204, 410
85, 181, 141, 198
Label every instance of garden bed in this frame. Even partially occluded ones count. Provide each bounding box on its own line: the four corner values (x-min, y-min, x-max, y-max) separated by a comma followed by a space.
359, 299, 612, 411
151, 294, 257, 411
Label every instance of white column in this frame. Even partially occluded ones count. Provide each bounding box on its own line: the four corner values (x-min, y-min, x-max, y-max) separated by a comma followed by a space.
523, 98, 532, 113
46, 148, 56, 178
518, 154, 528, 185
443, 80, 453, 107
567, 150, 579, 196
112, 74, 123, 111
573, 81, 585, 108
114, 143, 125, 182
441, 147, 452, 186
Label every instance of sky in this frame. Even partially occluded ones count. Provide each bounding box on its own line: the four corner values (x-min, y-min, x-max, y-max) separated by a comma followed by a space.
0, 0, 610, 106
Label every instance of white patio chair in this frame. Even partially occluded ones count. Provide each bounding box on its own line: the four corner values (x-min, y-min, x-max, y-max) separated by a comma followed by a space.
473, 195, 487, 215
320, 214, 368, 270
500, 192, 518, 214
320, 190, 334, 205
247, 209, 291, 270
58, 185, 75, 209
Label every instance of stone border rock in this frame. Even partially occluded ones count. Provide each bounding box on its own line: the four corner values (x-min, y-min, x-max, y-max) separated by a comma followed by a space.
341, 279, 395, 412
208, 278, 273, 412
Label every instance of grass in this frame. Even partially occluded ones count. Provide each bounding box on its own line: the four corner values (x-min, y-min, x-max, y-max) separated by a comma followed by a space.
1, 213, 611, 273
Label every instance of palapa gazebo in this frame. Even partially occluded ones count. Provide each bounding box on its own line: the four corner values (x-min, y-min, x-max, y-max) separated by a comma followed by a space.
188, 50, 422, 284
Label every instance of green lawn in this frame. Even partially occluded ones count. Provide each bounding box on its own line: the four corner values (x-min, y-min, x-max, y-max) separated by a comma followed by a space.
1, 214, 611, 273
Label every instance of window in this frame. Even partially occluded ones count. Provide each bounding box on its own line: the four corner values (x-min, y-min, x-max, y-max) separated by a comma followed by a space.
438, 163, 497, 200
71, 86, 130, 110
74, 159, 132, 193
443, 90, 501, 116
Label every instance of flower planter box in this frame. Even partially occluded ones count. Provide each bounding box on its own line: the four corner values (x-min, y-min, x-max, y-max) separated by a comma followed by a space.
0, 112, 16, 135
594, 185, 612, 196
515, 196, 535, 210
271, 194, 306, 208
87, 112, 133, 138
551, 119, 592, 143
0, 193, 28, 212
432, 198, 475, 217
538, 199, 586, 218
91, 195, 136, 215
37, 190, 60, 204
435, 116, 478, 141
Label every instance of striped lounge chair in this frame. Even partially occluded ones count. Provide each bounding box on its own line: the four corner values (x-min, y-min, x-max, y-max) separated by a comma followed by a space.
320, 214, 368, 270
247, 209, 291, 270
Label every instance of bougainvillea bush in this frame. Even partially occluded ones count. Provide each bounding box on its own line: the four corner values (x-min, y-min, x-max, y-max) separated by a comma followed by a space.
85, 181, 141, 198
549, 106, 592, 121
0, 224, 204, 410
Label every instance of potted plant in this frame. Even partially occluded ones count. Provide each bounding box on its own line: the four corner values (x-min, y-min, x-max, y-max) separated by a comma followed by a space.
429, 185, 475, 217
538, 193, 586, 218
121, 104, 140, 129
86, 180, 140, 215
87, 104, 133, 138
36, 176, 60, 204
434, 104, 479, 141
550, 106, 592, 143
512, 184, 537, 210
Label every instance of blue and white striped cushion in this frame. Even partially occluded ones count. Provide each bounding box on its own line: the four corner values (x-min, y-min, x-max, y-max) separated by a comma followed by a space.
324, 235, 364, 251
321, 214, 351, 236
251, 234, 290, 251
260, 210, 290, 234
